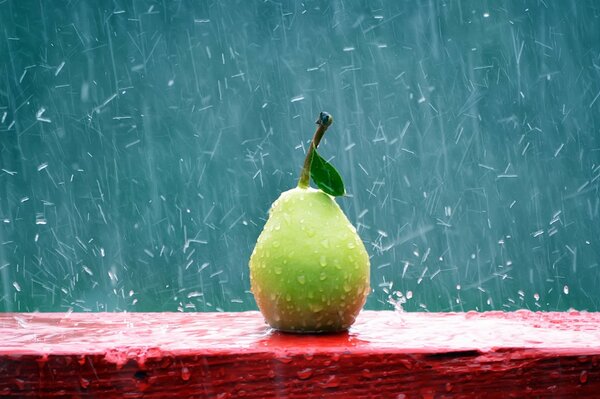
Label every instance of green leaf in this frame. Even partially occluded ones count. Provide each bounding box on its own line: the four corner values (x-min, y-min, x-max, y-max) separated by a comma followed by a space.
310, 149, 345, 196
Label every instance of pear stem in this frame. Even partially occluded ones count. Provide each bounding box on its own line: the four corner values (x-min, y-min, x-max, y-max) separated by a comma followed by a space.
298, 112, 333, 188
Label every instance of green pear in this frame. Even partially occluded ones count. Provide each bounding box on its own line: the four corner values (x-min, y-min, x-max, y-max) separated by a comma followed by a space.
249, 112, 370, 333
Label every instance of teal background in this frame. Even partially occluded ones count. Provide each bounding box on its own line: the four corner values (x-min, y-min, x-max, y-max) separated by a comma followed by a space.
0, 1, 598, 312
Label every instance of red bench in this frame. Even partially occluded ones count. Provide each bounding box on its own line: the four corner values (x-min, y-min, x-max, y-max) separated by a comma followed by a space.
1, 310, 599, 398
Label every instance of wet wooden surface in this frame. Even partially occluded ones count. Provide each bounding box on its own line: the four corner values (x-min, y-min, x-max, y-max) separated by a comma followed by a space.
1, 310, 599, 398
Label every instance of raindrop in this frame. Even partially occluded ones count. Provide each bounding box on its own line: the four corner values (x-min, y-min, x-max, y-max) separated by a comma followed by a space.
321, 375, 340, 388
579, 370, 588, 384
296, 368, 313, 380
276, 356, 292, 364
181, 367, 191, 381
563, 285, 569, 295
310, 303, 324, 312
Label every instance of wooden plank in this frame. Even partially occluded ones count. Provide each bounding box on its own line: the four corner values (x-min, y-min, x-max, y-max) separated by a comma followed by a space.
1, 310, 599, 398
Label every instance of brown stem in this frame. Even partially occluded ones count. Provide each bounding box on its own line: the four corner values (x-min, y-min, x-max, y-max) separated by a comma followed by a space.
297, 112, 333, 188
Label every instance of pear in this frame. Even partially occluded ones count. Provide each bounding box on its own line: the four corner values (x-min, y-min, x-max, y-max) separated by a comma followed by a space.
249, 112, 370, 333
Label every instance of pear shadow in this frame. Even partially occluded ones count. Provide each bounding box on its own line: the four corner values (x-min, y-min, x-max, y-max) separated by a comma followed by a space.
256, 326, 370, 350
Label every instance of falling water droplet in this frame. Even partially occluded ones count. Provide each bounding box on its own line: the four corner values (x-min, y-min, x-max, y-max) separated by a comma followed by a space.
320, 256, 327, 267
297, 275, 306, 285
563, 285, 569, 295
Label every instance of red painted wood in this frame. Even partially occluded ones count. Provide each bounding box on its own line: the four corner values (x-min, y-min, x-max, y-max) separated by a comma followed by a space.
1, 310, 599, 398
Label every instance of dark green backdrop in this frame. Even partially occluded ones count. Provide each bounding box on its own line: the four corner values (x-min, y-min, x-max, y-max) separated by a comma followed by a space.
1, 0, 598, 312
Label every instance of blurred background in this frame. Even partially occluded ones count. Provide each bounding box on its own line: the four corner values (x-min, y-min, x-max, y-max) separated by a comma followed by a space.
0, 0, 598, 313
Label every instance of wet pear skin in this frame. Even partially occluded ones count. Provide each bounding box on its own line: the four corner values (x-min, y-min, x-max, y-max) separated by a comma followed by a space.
250, 187, 370, 333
